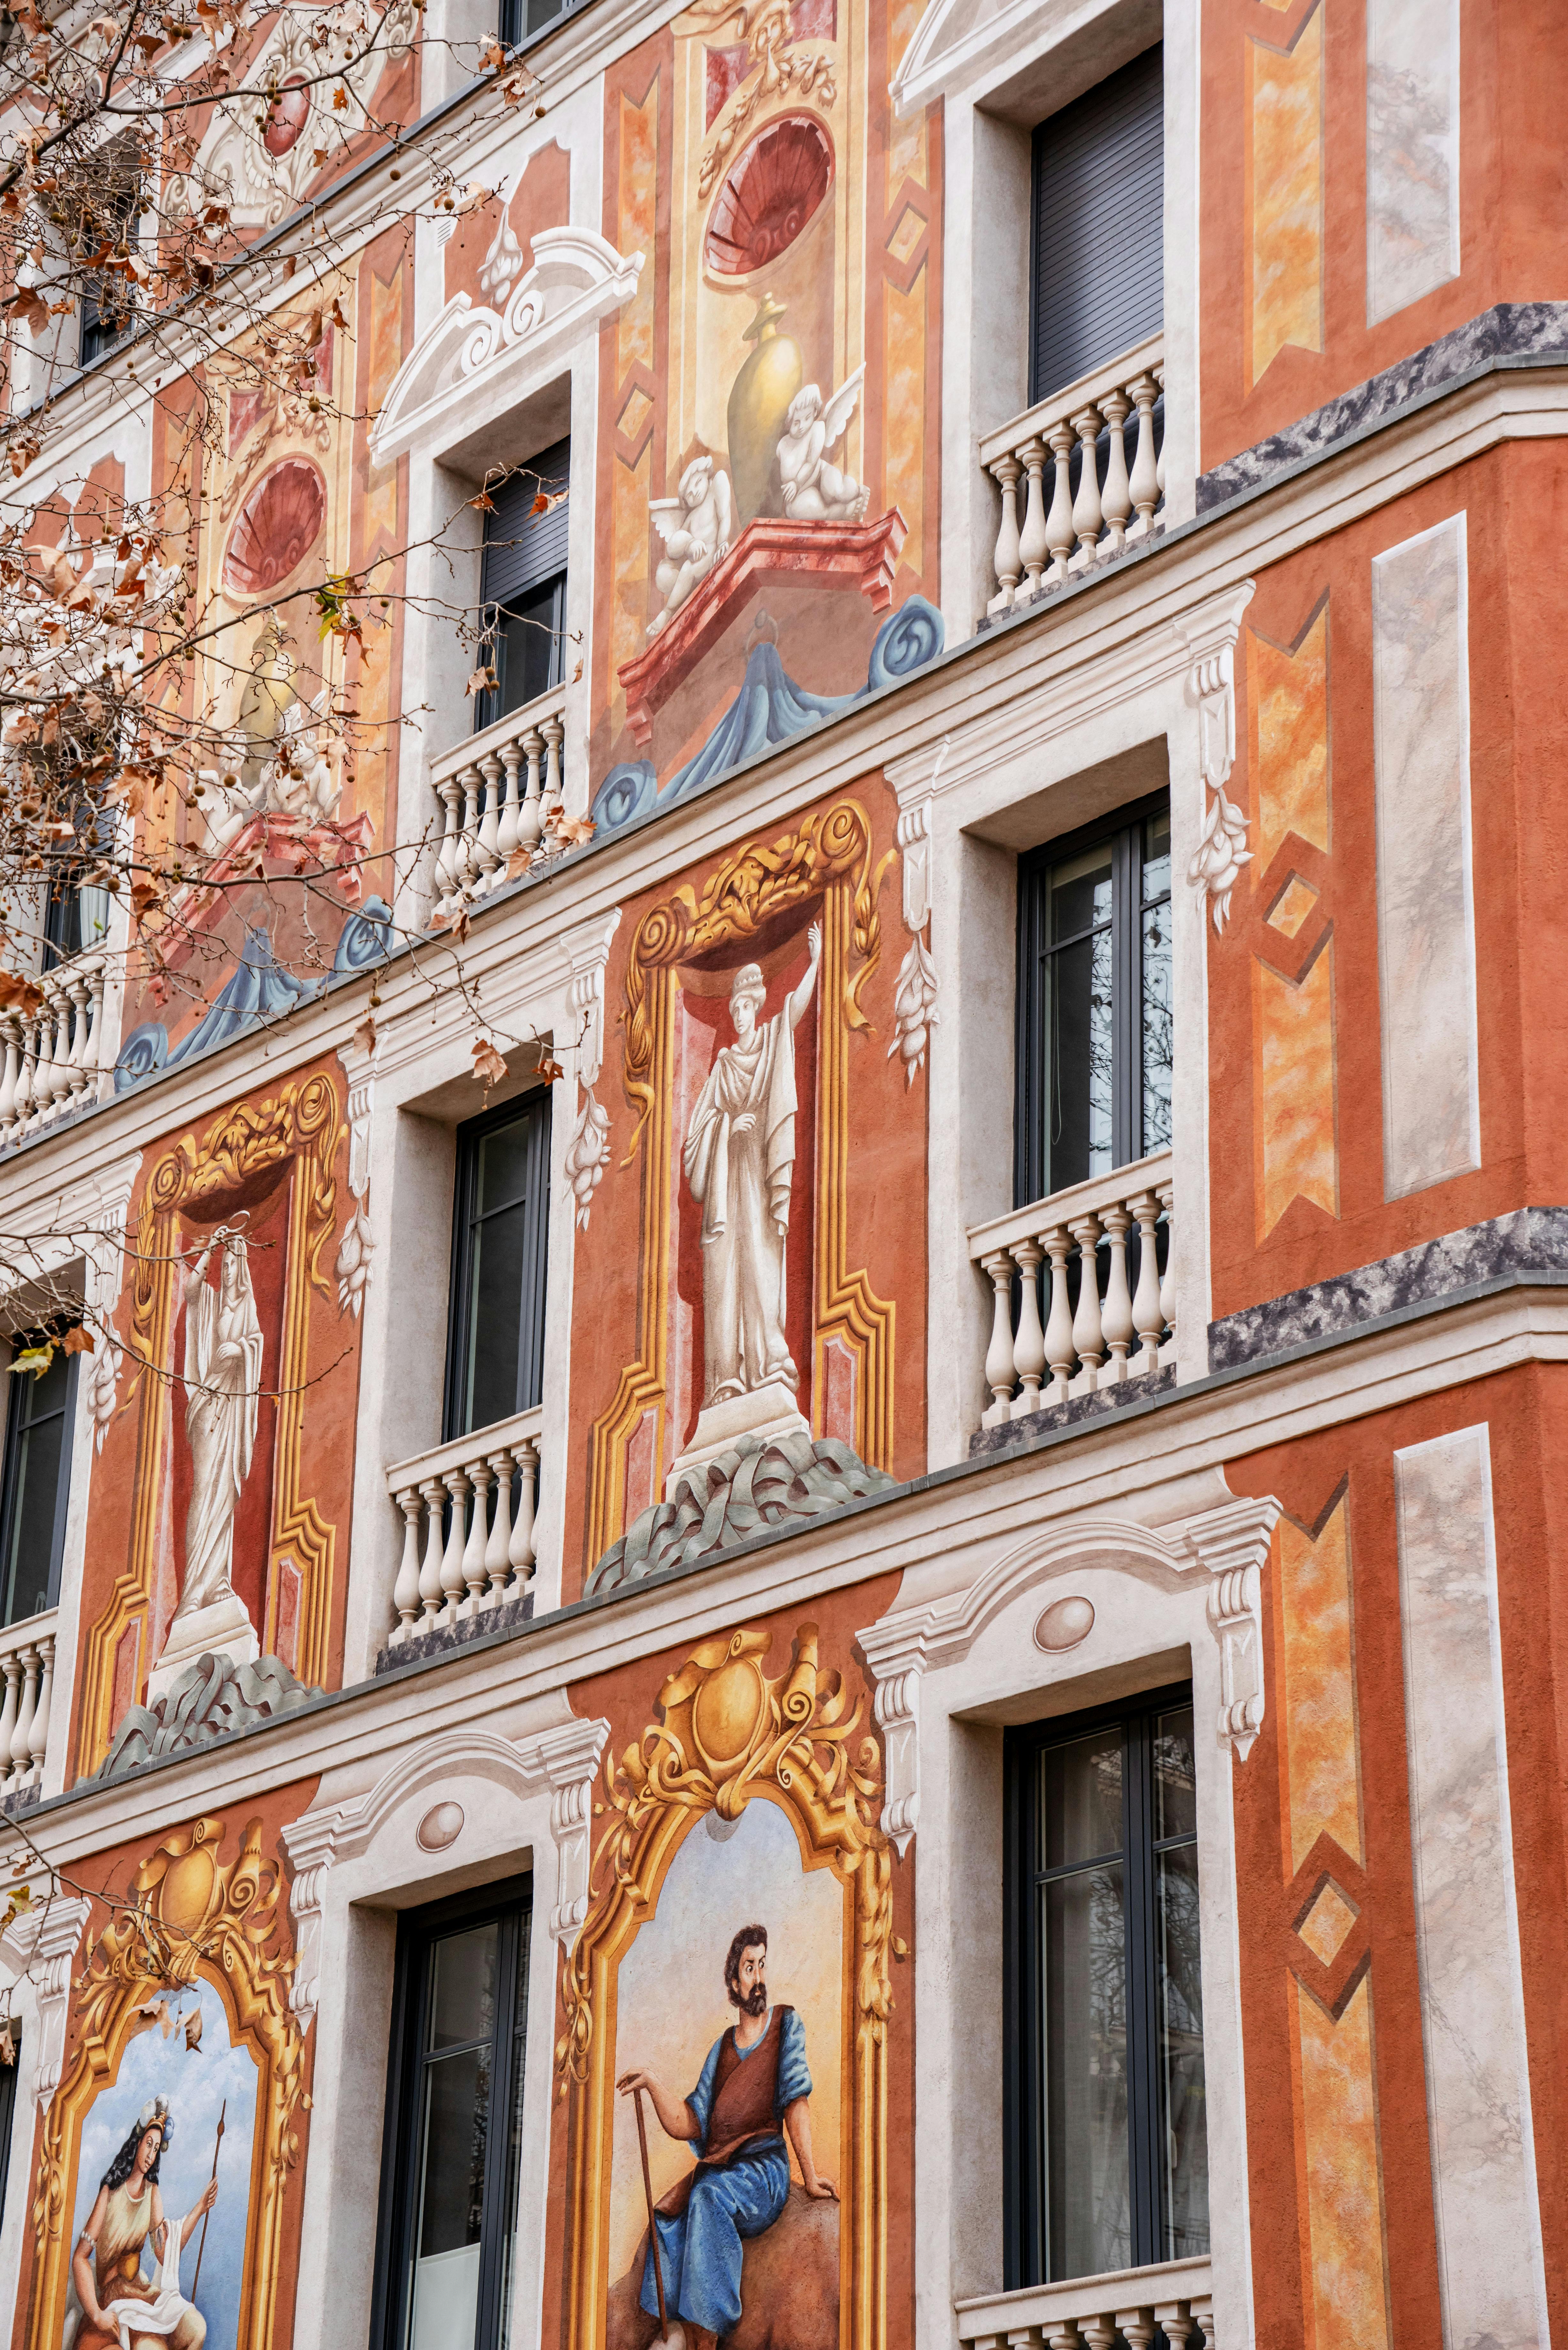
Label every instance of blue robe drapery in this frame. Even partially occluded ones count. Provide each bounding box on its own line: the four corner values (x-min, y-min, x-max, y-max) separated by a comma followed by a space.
639, 2007, 812, 2337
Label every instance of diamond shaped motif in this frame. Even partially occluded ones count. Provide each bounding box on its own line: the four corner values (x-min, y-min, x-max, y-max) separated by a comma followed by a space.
886, 204, 925, 267
616, 383, 653, 444
1297, 1878, 1358, 1967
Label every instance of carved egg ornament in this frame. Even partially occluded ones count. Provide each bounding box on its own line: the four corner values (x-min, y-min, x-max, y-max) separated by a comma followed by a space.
417, 1801, 465, 1852
223, 458, 328, 600
1035, 1596, 1096, 1652
261, 79, 311, 159
705, 114, 833, 277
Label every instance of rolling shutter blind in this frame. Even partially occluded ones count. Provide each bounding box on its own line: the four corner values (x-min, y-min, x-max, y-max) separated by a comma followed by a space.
1030, 45, 1164, 405
481, 436, 570, 606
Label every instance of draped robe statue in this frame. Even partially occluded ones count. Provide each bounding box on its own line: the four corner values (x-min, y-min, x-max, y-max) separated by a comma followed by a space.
683, 927, 821, 1409
175, 1230, 263, 1623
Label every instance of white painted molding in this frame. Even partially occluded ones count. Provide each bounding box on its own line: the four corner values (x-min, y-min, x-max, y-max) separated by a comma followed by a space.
891, 0, 1070, 117
281, 1716, 611, 2022
369, 230, 644, 469
562, 906, 622, 1092
1172, 581, 1256, 931
857, 1494, 1283, 1842
1, 1892, 92, 2111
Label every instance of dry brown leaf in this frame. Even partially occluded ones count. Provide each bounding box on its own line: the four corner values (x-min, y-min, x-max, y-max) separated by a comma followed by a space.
535, 1047, 564, 1083
352, 1013, 377, 1056
471, 1035, 507, 1088
183, 2006, 203, 2051
464, 666, 496, 697
61, 1325, 94, 1356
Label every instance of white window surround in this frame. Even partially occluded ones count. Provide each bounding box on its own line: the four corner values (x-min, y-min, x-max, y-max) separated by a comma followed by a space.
856, 1491, 1278, 2346
0, 1887, 93, 2337
280, 1715, 609, 2350
921, 0, 1199, 646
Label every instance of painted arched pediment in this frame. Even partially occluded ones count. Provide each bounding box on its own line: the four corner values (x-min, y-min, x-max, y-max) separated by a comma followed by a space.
369, 226, 644, 467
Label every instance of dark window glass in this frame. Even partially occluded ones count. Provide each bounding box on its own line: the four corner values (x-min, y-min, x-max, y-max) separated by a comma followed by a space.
1030, 46, 1164, 403
498, 0, 572, 45
0, 2017, 19, 2226
372, 1880, 532, 2350
1006, 1687, 1207, 2287
77, 156, 142, 368
476, 439, 569, 731
446, 1091, 552, 1439
0, 1335, 77, 1628
1015, 795, 1171, 1205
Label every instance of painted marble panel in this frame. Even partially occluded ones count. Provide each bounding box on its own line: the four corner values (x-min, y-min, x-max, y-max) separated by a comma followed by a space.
1366, 0, 1461, 327
1371, 514, 1478, 1200
1392, 1427, 1549, 2350
1255, 947, 1338, 1239
1292, 1973, 1391, 2350
1278, 1499, 1361, 1876
1248, 4, 1324, 387
1251, 604, 1330, 874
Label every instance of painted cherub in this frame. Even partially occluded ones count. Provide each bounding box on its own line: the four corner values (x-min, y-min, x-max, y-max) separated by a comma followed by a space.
647, 455, 734, 638
776, 367, 870, 524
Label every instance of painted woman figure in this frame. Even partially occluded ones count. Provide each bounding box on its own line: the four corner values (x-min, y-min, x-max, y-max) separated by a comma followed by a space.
66, 2096, 215, 2350
175, 1227, 263, 1622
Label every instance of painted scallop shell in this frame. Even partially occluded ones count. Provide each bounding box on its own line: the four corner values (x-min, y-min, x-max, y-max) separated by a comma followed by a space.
223, 458, 327, 600
705, 114, 833, 277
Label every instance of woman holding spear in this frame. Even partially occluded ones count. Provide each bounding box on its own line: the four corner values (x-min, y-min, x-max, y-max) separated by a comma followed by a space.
65, 2095, 219, 2350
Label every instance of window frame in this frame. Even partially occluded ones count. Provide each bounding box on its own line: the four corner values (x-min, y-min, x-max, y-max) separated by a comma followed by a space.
443, 1087, 553, 1442
369, 1873, 534, 2350
1003, 1678, 1203, 2290
475, 437, 570, 734
1027, 42, 1165, 407
1013, 789, 1171, 1210
0, 1331, 79, 1630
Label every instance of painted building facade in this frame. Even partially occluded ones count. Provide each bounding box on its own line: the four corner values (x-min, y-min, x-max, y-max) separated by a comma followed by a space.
0, 3, 1563, 2349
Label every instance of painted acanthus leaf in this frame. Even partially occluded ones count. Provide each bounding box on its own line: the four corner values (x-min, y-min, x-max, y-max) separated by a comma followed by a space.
563, 1087, 610, 1229
1188, 782, 1252, 930
887, 932, 938, 1085
335, 1200, 375, 1316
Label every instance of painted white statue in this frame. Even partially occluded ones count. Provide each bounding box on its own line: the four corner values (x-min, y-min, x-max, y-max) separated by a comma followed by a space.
683, 925, 821, 1407
647, 455, 735, 638
777, 367, 870, 523
175, 1227, 264, 1624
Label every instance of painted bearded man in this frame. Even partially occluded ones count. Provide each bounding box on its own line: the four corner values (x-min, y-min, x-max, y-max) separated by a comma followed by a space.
617, 1923, 836, 2348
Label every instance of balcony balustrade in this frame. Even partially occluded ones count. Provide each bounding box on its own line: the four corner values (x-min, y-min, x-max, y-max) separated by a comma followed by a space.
428, 682, 567, 923
980, 333, 1165, 616
957, 2255, 1216, 2350
0, 1609, 57, 1804
383, 1406, 541, 1648
968, 1151, 1173, 1428
0, 952, 109, 1146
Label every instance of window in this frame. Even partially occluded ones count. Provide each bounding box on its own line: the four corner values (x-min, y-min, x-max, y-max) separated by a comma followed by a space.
42, 812, 112, 970
498, 0, 571, 43
0, 2017, 19, 2226
76, 149, 142, 368
476, 438, 569, 731
0, 1335, 78, 1629
372, 1879, 533, 2350
1015, 794, 1171, 1206
445, 1090, 552, 1439
1030, 45, 1164, 403
1005, 1687, 1208, 2287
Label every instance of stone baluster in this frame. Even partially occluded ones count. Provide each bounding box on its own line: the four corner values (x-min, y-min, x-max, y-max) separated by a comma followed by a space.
1078, 2320, 1119, 2350
1069, 404, 1105, 570
26, 1633, 52, 1782
1042, 1226, 1078, 1402
438, 1467, 471, 1625
0, 1652, 19, 1788
484, 1449, 516, 1603
1098, 386, 1134, 557
8, 1644, 38, 1781
1117, 2308, 1157, 2350
1188, 2295, 1215, 2349
1154, 364, 1166, 497
82, 955, 106, 1089
65, 965, 92, 1096
541, 714, 565, 825
1014, 437, 1051, 604
12, 1006, 35, 1132
432, 774, 464, 913
1099, 1202, 1135, 1380
1157, 2308, 1199, 2349
987, 451, 1023, 615
1009, 1239, 1047, 1417
1044, 417, 1078, 582
392, 1486, 424, 1639
456, 762, 483, 894
1127, 371, 1162, 537
509, 1438, 538, 1580
461, 1457, 492, 1612
981, 1251, 1016, 1427
1044, 2327, 1084, 2350
30, 980, 62, 1118
475, 750, 503, 887
1157, 1179, 1175, 1352
1129, 1189, 1165, 1372
0, 1010, 20, 1133
496, 739, 524, 868
518, 725, 545, 852
1068, 1213, 1105, 1391
417, 1476, 445, 1630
